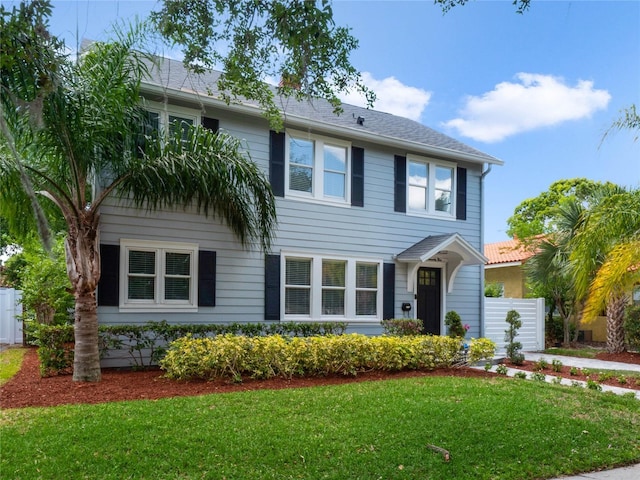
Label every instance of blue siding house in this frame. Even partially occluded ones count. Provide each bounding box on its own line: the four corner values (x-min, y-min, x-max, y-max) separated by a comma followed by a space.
96, 56, 503, 338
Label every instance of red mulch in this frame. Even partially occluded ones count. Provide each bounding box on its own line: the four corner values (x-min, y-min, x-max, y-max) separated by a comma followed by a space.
0, 348, 496, 409
3, 349, 638, 409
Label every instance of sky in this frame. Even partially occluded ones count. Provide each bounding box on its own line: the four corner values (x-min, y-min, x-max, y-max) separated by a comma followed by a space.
8, 0, 639, 244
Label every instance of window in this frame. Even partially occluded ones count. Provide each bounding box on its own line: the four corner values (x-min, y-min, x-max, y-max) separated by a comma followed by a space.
120, 239, 198, 311
286, 130, 350, 203
142, 101, 200, 141
283, 254, 381, 320
407, 156, 456, 217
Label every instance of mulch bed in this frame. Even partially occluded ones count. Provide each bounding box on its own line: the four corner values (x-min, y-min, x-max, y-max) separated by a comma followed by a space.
0, 348, 496, 409
3, 348, 638, 409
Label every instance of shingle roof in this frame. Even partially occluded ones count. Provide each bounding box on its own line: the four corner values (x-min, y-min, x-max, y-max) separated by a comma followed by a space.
140, 55, 502, 166
484, 239, 536, 266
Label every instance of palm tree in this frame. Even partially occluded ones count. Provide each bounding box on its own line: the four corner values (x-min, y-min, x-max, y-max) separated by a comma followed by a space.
524, 198, 585, 346
576, 188, 640, 352
1, 17, 276, 381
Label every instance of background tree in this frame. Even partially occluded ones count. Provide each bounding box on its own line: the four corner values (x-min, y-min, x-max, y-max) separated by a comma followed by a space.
151, 0, 375, 131
1, 2, 277, 382
573, 187, 640, 353
506, 178, 610, 241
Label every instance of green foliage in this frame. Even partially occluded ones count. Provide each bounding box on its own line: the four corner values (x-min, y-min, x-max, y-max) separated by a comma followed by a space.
380, 318, 423, 336
570, 367, 580, 376
514, 371, 527, 379
484, 282, 504, 297
533, 358, 548, 371
436, 0, 531, 14
551, 359, 563, 372
27, 320, 349, 375
444, 310, 465, 338
586, 380, 603, 391
504, 309, 524, 365
530, 372, 547, 382
506, 178, 608, 240
495, 364, 508, 375
15, 235, 73, 325
161, 334, 496, 381
624, 304, 640, 351
150, 0, 375, 131
28, 323, 74, 377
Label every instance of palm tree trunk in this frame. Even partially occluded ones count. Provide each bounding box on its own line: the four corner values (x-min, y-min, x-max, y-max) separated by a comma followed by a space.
72, 290, 101, 381
65, 218, 102, 382
606, 295, 627, 354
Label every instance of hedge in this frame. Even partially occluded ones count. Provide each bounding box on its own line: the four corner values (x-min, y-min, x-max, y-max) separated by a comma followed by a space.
26, 321, 347, 377
160, 334, 497, 381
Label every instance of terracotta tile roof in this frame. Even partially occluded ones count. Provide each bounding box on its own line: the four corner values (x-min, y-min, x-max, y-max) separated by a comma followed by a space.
484, 239, 537, 266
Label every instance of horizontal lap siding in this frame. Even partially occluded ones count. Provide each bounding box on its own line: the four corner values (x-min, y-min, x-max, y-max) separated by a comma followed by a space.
98, 109, 484, 326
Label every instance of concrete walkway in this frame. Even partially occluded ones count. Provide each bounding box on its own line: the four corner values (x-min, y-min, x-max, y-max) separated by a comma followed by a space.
475, 352, 640, 480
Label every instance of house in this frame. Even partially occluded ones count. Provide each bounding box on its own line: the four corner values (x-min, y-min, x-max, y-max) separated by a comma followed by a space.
484, 238, 537, 298
96, 56, 503, 339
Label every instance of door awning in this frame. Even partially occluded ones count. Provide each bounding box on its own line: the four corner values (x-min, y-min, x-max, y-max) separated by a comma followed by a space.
394, 233, 487, 293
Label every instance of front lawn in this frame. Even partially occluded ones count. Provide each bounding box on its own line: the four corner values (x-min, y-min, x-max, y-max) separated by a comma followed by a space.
2, 375, 639, 479
0, 347, 27, 386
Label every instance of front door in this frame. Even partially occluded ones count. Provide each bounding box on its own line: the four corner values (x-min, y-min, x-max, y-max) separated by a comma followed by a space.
417, 267, 441, 335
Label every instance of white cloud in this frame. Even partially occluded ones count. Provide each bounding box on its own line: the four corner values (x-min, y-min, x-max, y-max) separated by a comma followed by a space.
339, 72, 432, 121
443, 73, 611, 143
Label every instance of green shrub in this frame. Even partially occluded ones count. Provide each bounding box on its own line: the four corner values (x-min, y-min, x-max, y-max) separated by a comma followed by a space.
380, 318, 423, 336
624, 305, 640, 351
495, 364, 508, 375
160, 334, 496, 381
533, 358, 548, 371
444, 311, 465, 338
530, 372, 547, 382
551, 359, 563, 372
505, 310, 524, 365
514, 371, 527, 379
29, 323, 74, 377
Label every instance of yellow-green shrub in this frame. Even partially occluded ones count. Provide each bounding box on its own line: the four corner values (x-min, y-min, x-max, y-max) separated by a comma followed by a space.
160, 333, 496, 381
468, 338, 497, 364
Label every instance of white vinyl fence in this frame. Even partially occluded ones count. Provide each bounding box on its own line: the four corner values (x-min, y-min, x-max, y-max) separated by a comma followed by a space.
0, 288, 23, 345
484, 297, 545, 353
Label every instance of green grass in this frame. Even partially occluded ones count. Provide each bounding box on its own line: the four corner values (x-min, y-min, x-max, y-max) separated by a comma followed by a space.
2, 376, 639, 479
0, 347, 27, 386
543, 347, 601, 358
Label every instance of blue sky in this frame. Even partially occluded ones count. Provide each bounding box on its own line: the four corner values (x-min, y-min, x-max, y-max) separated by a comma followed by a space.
15, 0, 640, 244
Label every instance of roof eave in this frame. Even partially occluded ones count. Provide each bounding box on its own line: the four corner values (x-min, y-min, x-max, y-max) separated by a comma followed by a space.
140, 82, 504, 167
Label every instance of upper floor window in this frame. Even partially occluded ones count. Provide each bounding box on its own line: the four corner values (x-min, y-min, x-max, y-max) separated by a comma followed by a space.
407, 156, 456, 217
286, 130, 350, 203
119, 239, 198, 312
142, 101, 200, 142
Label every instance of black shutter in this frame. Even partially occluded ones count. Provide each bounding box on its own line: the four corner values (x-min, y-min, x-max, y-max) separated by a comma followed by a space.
383, 263, 395, 320
269, 130, 285, 197
351, 146, 364, 207
264, 254, 281, 320
456, 167, 467, 221
394, 155, 406, 213
98, 244, 120, 306
201, 117, 219, 133
198, 251, 216, 307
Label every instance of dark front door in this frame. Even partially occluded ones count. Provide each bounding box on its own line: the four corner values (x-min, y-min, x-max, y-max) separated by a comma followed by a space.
417, 267, 441, 335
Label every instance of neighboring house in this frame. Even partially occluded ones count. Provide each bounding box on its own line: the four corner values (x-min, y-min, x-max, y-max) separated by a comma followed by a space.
96, 56, 502, 338
484, 239, 536, 298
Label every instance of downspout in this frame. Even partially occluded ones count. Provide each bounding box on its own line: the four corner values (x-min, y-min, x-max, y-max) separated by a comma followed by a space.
479, 163, 493, 338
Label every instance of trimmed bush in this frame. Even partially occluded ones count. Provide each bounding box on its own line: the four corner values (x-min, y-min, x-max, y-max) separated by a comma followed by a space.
160, 334, 497, 381
380, 318, 423, 336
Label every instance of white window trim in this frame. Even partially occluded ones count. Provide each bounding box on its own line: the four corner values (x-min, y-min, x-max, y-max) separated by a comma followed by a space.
285, 129, 352, 206
406, 154, 457, 219
281, 251, 382, 322
119, 239, 199, 312
142, 101, 201, 134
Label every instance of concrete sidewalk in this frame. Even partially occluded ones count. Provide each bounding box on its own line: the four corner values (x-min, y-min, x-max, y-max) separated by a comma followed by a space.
551, 464, 640, 479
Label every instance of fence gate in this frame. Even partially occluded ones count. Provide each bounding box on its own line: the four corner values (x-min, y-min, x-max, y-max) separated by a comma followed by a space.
484, 297, 545, 353
0, 288, 23, 345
